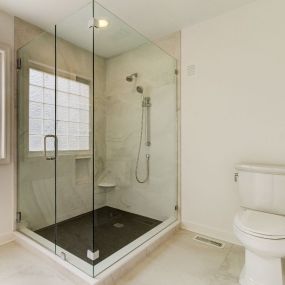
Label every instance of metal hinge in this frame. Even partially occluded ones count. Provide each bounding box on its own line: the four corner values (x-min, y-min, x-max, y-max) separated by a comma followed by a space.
175, 205, 178, 211
16, 212, 22, 223
87, 249, 100, 261
175, 69, 179, 75
16, 58, 22, 70
60, 252, 67, 261
234, 173, 239, 182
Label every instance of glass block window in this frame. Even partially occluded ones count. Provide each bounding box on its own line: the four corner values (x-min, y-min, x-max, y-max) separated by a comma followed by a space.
29, 68, 90, 152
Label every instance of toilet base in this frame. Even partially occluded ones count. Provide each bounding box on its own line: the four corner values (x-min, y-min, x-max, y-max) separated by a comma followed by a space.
239, 250, 283, 285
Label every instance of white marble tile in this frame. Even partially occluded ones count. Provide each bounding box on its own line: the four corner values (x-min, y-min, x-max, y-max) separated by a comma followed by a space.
0, 242, 79, 285
104, 40, 178, 222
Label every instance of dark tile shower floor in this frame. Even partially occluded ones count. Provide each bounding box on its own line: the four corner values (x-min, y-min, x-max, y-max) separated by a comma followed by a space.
36, 206, 161, 265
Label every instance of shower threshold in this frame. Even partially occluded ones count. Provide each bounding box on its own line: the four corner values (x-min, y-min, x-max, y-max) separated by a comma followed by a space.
36, 206, 161, 265
16, 216, 178, 282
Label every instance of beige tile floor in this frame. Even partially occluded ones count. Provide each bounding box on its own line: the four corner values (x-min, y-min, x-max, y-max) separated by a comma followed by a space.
115, 230, 244, 285
0, 242, 79, 285
0, 230, 245, 285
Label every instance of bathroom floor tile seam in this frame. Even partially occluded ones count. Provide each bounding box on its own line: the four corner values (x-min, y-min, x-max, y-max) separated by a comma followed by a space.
208, 244, 241, 285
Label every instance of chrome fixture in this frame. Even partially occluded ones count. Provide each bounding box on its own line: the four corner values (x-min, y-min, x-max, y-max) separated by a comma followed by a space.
44, 135, 57, 161
60, 252, 67, 261
136, 85, 143, 94
142, 97, 151, 147
126, 73, 138, 82
126, 73, 151, 183
87, 249, 100, 261
16, 212, 22, 223
135, 84, 151, 183
234, 173, 239, 182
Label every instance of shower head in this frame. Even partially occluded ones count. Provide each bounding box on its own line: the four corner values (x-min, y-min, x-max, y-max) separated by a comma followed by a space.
136, 86, 144, 94
126, 73, 138, 82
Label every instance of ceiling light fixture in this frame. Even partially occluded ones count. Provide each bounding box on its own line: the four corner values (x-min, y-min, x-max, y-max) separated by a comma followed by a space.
88, 18, 109, 29
97, 19, 109, 28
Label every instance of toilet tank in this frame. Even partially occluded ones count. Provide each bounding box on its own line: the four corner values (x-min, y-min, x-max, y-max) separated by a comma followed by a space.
236, 164, 285, 215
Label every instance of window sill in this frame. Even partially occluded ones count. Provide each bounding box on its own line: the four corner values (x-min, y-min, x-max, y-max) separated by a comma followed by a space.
26, 151, 92, 160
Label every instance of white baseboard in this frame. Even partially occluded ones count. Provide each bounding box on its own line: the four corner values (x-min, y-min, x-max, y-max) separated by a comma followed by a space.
0, 232, 15, 246
181, 220, 241, 245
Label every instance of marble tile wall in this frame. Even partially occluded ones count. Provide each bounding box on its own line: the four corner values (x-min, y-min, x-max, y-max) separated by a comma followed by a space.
104, 39, 178, 221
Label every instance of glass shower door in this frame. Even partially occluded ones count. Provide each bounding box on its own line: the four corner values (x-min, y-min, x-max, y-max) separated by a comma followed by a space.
54, 2, 95, 276
17, 32, 56, 252
17, 0, 178, 278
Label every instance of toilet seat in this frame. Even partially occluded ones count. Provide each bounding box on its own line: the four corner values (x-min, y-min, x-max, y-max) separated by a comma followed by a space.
234, 209, 285, 240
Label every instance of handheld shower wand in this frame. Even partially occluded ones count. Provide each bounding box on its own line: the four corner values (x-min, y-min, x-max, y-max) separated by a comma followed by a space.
126, 73, 151, 183
135, 86, 151, 183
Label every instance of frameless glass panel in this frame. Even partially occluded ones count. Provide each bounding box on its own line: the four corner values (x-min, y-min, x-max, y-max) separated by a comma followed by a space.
18, 0, 177, 278
92, 0, 178, 276
55, 2, 94, 276
17, 32, 56, 253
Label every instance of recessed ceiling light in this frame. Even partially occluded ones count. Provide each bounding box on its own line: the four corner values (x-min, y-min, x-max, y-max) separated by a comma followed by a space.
88, 18, 109, 29
97, 19, 109, 28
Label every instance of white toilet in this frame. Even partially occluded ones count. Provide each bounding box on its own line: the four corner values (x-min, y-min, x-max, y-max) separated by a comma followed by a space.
234, 164, 285, 285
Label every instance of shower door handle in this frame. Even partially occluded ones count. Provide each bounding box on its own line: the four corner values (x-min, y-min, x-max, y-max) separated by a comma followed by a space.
44, 135, 58, 161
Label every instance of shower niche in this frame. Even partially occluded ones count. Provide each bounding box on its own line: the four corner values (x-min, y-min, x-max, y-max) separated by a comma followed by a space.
17, 0, 178, 277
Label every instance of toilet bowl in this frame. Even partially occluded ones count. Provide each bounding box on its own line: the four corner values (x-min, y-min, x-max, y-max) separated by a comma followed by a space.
233, 164, 285, 285
234, 209, 285, 285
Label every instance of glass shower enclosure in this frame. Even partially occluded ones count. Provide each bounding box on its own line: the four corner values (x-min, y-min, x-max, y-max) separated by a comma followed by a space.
17, 0, 178, 277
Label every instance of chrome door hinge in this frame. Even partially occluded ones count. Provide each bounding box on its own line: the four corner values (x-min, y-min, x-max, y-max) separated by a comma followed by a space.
16, 58, 22, 70
234, 173, 239, 182
60, 252, 67, 261
87, 249, 100, 261
16, 212, 22, 223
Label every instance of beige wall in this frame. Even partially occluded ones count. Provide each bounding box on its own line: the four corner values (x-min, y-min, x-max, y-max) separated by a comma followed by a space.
181, 0, 285, 243
0, 10, 14, 244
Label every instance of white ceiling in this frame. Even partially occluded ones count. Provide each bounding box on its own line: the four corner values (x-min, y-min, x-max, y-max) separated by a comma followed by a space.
96, 0, 256, 39
0, 0, 257, 39
0, 0, 256, 56
56, 2, 147, 58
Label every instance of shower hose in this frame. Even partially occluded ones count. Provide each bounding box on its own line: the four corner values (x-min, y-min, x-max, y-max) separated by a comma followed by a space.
135, 96, 150, 183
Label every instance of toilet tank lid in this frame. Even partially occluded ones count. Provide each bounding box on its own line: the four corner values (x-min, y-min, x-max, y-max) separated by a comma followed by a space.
236, 164, 285, 175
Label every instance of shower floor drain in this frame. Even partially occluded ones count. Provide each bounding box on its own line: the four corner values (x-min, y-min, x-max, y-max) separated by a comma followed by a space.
113, 223, 124, 228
